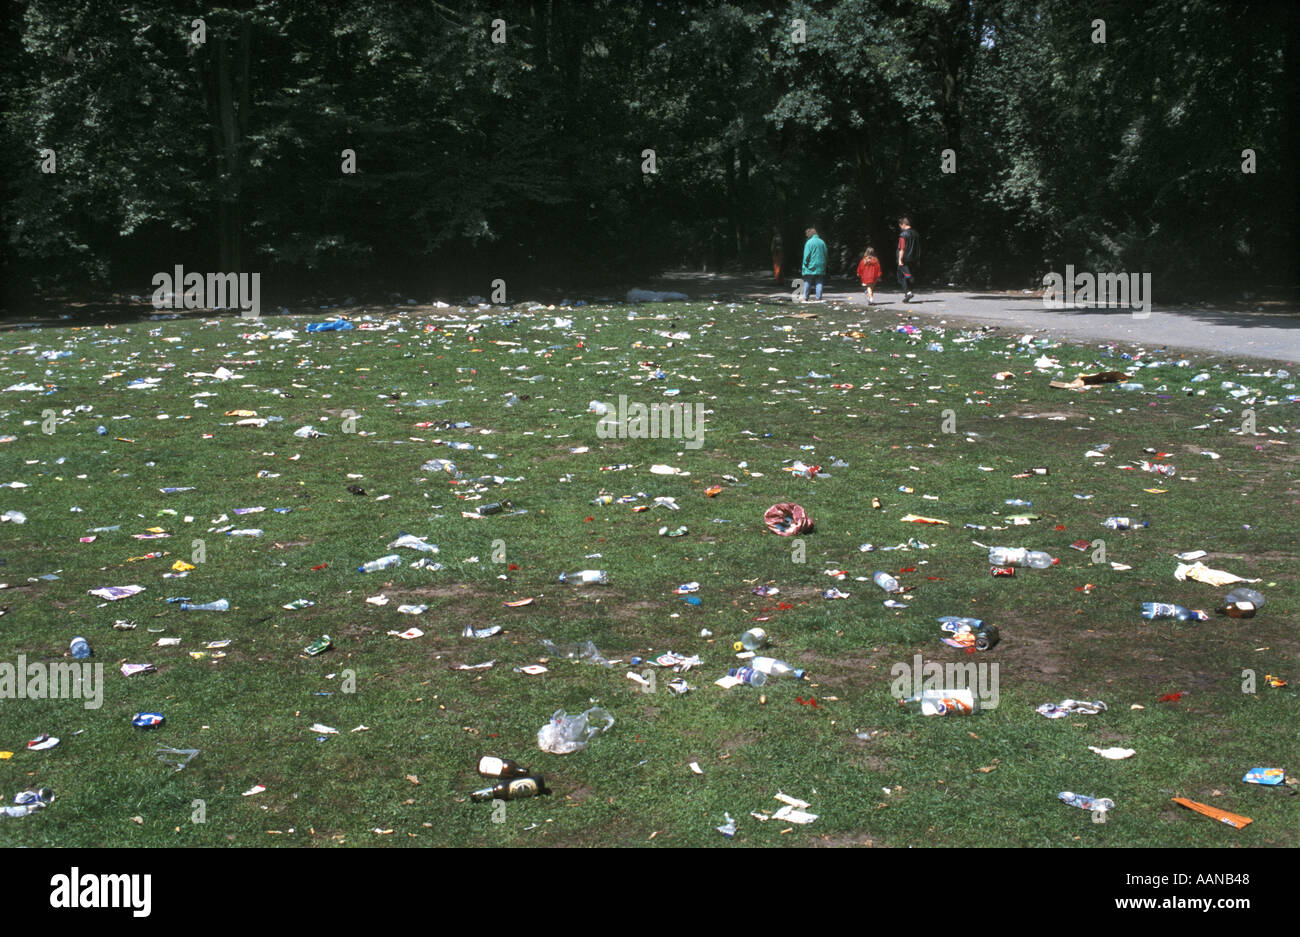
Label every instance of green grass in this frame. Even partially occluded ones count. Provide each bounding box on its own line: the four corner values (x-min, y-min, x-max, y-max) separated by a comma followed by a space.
0, 300, 1296, 847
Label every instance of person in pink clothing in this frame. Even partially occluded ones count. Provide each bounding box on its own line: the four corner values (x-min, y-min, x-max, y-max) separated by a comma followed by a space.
856, 245, 883, 305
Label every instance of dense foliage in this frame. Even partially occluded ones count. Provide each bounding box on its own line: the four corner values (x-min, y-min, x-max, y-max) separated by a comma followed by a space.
2, 0, 1295, 304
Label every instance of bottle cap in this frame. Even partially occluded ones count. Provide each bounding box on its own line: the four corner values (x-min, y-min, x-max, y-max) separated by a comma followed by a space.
733, 641, 744, 652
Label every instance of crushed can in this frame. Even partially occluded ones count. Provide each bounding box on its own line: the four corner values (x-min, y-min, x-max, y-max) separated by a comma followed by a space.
304, 635, 332, 656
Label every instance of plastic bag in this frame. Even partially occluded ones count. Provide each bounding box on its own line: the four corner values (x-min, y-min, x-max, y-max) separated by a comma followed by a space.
537, 706, 614, 754
540, 639, 613, 668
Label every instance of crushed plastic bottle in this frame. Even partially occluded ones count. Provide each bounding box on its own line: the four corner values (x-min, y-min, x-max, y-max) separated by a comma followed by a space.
2, 788, 54, 818
873, 571, 901, 592
358, 555, 402, 573
1059, 791, 1114, 813
900, 689, 976, 715
987, 547, 1056, 568
421, 458, 458, 475
388, 534, 438, 553
537, 706, 614, 754
1222, 587, 1265, 611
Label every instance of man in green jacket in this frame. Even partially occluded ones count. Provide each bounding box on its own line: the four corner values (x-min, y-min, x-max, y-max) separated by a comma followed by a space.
801, 227, 827, 302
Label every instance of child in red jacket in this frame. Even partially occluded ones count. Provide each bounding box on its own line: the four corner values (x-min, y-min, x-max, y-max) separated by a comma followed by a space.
856, 246, 882, 305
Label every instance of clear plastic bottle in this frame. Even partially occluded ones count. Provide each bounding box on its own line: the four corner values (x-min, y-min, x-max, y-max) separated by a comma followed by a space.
987, 547, 1056, 568
1103, 517, 1148, 530
728, 666, 767, 687
421, 458, 457, 475
751, 656, 806, 679
1223, 587, 1265, 610
900, 689, 976, 715
873, 570, 900, 592
1141, 602, 1207, 621
733, 627, 767, 652
357, 555, 401, 573
1059, 791, 1114, 812
558, 569, 608, 585
180, 598, 229, 611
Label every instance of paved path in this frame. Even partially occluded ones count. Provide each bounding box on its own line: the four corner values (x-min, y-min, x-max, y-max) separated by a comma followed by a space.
643, 272, 1300, 361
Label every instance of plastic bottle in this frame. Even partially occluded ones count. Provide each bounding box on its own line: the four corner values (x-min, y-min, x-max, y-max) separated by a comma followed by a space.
421, 459, 457, 475
357, 555, 402, 573
558, 569, 608, 585
733, 627, 767, 652
70, 636, 92, 659
1059, 791, 1114, 812
751, 657, 806, 680
1223, 587, 1265, 609
475, 500, 511, 515
180, 598, 229, 611
1219, 587, 1264, 618
873, 570, 900, 592
1140, 461, 1175, 477
1103, 517, 1148, 530
1141, 602, 1207, 621
899, 689, 976, 715
987, 547, 1056, 568
728, 666, 767, 687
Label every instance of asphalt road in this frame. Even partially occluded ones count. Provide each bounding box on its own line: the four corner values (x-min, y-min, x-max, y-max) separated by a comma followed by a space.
644, 272, 1300, 362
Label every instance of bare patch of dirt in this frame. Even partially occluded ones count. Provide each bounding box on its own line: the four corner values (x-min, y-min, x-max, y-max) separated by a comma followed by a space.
565, 784, 594, 804
610, 599, 659, 622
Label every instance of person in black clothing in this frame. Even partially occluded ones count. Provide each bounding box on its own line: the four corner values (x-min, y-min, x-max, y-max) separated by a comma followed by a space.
896, 216, 919, 302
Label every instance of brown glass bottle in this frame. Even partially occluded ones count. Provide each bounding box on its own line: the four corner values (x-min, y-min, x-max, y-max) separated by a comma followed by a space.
477, 755, 531, 779
470, 776, 547, 802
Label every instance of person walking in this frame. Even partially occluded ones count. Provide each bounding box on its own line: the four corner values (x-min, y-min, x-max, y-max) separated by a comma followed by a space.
896, 216, 919, 302
801, 227, 827, 302
856, 245, 882, 305
771, 226, 784, 283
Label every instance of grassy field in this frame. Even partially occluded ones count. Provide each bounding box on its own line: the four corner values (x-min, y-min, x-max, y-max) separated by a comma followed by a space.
0, 299, 1296, 847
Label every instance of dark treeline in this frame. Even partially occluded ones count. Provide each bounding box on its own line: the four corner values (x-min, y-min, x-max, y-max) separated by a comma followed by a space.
2, 0, 1296, 309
